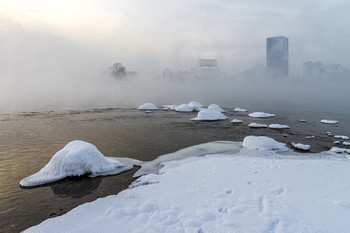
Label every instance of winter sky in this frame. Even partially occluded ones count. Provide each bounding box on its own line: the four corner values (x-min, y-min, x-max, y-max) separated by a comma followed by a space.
1, 0, 349, 76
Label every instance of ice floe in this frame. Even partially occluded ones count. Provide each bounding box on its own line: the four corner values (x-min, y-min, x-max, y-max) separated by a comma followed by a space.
248, 112, 275, 118
292, 143, 311, 151
242, 136, 288, 151
20, 141, 138, 187
248, 123, 267, 128
334, 135, 349, 140
23, 137, 350, 233
138, 103, 158, 110
231, 119, 243, 123
175, 104, 194, 112
234, 107, 248, 112
207, 104, 225, 113
306, 136, 315, 139
191, 109, 227, 121
321, 119, 338, 124
269, 124, 290, 129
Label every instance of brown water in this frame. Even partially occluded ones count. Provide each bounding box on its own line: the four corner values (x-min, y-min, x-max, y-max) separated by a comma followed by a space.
0, 108, 349, 232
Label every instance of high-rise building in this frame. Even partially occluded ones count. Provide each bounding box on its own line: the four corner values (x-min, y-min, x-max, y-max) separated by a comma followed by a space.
266, 36, 288, 78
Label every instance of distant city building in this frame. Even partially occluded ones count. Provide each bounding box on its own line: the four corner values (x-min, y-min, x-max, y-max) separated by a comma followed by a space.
303, 61, 350, 81
109, 63, 136, 80
266, 36, 289, 78
163, 59, 224, 81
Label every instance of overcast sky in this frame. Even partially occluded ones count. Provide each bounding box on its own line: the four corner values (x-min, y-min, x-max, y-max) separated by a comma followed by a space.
1, 0, 349, 76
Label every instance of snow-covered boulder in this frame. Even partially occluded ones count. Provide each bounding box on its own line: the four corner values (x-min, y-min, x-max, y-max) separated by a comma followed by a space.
191, 109, 228, 121
334, 135, 349, 140
248, 112, 275, 118
175, 104, 194, 112
231, 119, 243, 123
269, 124, 290, 129
249, 123, 267, 128
188, 102, 204, 111
234, 107, 248, 112
321, 119, 338, 124
207, 104, 225, 113
242, 136, 288, 151
292, 143, 311, 151
20, 141, 125, 187
344, 142, 350, 146
138, 103, 158, 110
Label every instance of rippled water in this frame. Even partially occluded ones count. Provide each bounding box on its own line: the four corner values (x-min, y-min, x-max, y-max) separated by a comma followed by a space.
0, 108, 349, 232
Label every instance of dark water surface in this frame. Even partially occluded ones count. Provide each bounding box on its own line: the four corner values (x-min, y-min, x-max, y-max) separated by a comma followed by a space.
0, 108, 349, 232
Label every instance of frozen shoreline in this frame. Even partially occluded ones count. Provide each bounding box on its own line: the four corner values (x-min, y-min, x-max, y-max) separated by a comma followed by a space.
24, 136, 350, 233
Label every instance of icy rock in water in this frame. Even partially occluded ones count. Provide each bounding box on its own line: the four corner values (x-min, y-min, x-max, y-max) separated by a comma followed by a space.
330, 147, 350, 154
334, 141, 341, 145
234, 107, 248, 112
20, 141, 126, 187
248, 112, 275, 118
292, 143, 311, 151
242, 136, 288, 151
344, 142, 350, 146
334, 135, 349, 140
321, 119, 338, 124
249, 123, 267, 128
306, 136, 315, 139
145, 111, 153, 113
231, 119, 243, 123
191, 109, 227, 121
188, 102, 204, 111
138, 103, 158, 110
299, 119, 306, 122
269, 124, 290, 129
207, 104, 225, 113
175, 104, 194, 112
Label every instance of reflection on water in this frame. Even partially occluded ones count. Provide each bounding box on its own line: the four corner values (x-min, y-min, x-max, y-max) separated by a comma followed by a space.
0, 107, 349, 232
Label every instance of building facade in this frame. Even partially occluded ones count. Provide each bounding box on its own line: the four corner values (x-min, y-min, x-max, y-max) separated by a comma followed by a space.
266, 36, 289, 78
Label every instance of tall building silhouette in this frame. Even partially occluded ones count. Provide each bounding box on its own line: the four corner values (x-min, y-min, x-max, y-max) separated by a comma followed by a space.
266, 36, 288, 78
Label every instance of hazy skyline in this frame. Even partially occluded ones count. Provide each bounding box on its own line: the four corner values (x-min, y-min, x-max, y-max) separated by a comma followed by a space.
1, 0, 349, 112
1, 0, 350, 75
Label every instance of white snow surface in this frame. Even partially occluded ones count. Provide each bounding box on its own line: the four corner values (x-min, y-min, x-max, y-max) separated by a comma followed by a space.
138, 103, 158, 110
321, 119, 338, 124
20, 141, 131, 187
269, 124, 290, 129
191, 109, 228, 121
249, 123, 268, 128
188, 101, 204, 111
234, 107, 248, 112
207, 104, 225, 113
242, 136, 288, 151
25, 138, 350, 233
175, 104, 194, 112
334, 135, 350, 140
248, 112, 275, 118
292, 143, 311, 151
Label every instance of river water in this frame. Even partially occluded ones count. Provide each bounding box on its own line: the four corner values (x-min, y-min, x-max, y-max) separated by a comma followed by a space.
0, 107, 349, 232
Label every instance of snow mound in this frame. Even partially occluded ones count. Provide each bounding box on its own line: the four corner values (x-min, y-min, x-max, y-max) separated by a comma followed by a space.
330, 147, 350, 154
20, 141, 126, 187
249, 123, 267, 128
175, 104, 194, 112
248, 112, 275, 118
269, 124, 290, 129
321, 119, 338, 124
188, 101, 204, 111
242, 136, 288, 151
231, 119, 243, 123
191, 109, 227, 121
344, 142, 350, 146
234, 107, 248, 112
207, 104, 225, 113
334, 135, 349, 140
138, 103, 158, 110
292, 143, 311, 151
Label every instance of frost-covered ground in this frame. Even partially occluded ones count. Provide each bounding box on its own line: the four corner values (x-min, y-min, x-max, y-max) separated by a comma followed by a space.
24, 137, 350, 233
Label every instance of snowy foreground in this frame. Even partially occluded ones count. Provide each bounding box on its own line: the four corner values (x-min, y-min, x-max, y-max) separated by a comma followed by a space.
24, 137, 350, 233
